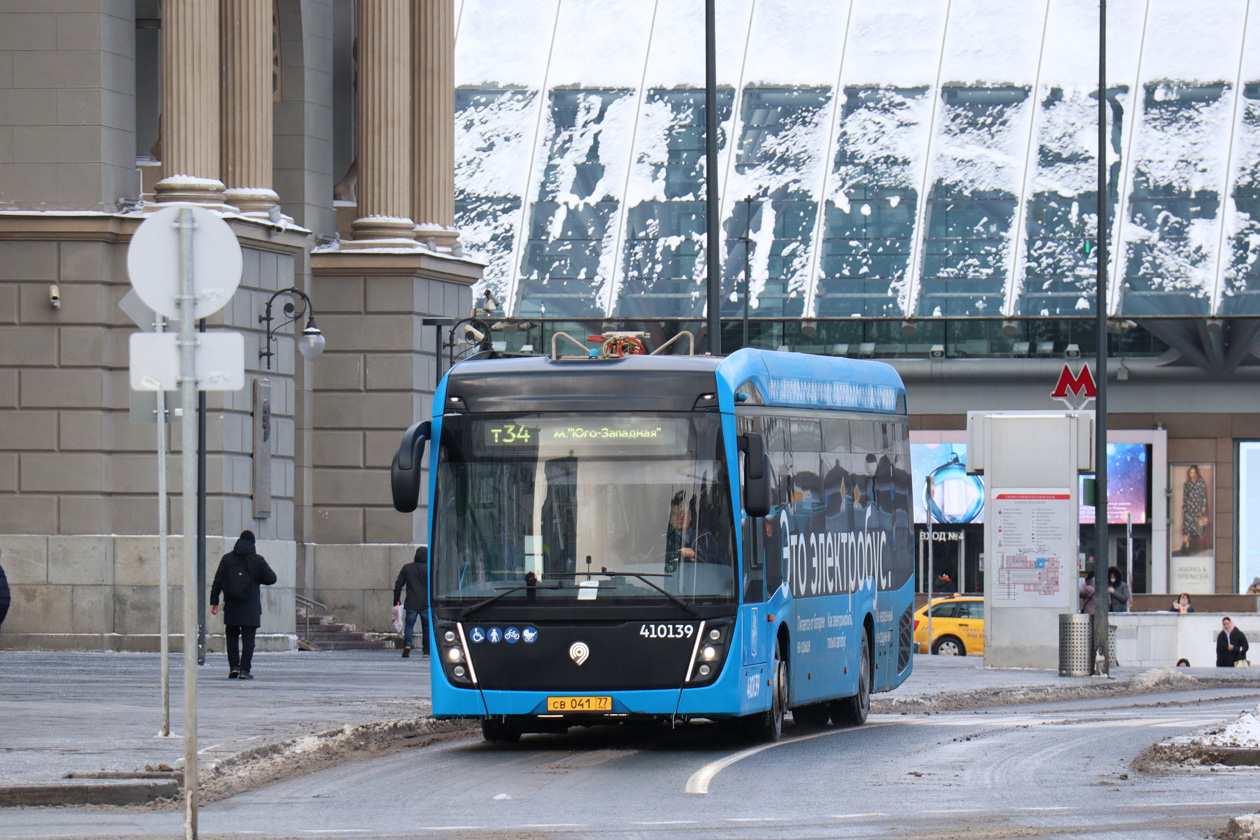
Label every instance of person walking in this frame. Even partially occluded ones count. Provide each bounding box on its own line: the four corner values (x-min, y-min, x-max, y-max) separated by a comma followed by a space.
0, 550, 10, 635
210, 530, 277, 679
1107, 566, 1130, 613
1216, 616, 1249, 667
394, 546, 430, 658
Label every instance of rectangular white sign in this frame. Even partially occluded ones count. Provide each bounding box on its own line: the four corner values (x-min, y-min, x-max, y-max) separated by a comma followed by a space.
129, 331, 246, 392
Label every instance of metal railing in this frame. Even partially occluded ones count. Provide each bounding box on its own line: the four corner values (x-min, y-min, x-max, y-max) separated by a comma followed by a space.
294, 592, 326, 646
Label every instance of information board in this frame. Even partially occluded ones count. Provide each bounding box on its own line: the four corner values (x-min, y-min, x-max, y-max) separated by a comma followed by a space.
991, 490, 1072, 606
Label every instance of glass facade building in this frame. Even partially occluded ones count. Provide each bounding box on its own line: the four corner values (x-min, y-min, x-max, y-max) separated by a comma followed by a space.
454, 0, 1260, 330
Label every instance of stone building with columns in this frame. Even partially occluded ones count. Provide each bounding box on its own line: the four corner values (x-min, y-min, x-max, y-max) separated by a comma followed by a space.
0, 1, 480, 650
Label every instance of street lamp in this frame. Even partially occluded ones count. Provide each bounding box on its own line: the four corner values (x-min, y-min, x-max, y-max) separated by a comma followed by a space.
259, 287, 325, 370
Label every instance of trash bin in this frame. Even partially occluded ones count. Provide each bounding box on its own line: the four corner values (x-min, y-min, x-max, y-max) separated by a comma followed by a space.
1059, 614, 1118, 676
1059, 613, 1092, 676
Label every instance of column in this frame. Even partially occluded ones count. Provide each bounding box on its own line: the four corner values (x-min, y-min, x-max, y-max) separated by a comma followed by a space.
346, 0, 419, 247
156, 0, 226, 205
413, 0, 460, 251
221, 0, 279, 216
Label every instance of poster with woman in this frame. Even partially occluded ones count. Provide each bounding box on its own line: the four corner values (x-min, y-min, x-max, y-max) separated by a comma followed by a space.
1170, 463, 1214, 593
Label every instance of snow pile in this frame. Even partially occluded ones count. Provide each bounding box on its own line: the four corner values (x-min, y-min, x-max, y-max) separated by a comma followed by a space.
1129, 666, 1197, 691
1190, 703, 1260, 749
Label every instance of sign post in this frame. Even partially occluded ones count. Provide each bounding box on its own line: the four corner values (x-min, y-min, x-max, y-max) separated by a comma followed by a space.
127, 205, 243, 840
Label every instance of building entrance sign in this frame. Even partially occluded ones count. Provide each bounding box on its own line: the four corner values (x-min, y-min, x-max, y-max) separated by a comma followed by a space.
1051, 363, 1096, 409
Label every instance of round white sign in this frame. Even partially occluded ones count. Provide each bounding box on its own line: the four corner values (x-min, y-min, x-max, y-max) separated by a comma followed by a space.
127, 205, 243, 320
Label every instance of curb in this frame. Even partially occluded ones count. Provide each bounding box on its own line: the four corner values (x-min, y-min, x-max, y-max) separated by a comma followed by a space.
0, 778, 179, 807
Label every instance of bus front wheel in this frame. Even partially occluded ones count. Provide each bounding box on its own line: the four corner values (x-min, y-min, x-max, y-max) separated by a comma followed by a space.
481, 717, 521, 743
744, 639, 786, 743
831, 629, 870, 727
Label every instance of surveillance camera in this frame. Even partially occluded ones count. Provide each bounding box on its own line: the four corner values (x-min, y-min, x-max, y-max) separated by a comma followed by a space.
49, 284, 61, 310
462, 324, 485, 344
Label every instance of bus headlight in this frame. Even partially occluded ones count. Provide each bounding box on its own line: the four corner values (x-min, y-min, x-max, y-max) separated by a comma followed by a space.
435, 623, 476, 687
686, 618, 733, 686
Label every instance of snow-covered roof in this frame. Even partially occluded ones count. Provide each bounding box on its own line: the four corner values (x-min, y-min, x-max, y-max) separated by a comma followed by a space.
454, 0, 1260, 320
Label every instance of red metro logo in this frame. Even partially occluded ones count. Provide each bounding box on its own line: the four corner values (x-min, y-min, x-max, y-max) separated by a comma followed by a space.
1051, 363, 1096, 409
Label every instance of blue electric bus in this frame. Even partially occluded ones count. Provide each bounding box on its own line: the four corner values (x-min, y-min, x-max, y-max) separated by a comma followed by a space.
391, 346, 914, 742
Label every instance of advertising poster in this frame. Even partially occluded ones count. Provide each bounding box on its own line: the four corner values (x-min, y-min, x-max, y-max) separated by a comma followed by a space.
1078, 443, 1148, 525
1170, 462, 1214, 594
911, 443, 985, 525
1236, 443, 1260, 594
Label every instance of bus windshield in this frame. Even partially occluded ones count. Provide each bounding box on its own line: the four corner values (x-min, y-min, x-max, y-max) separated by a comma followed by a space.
432, 412, 736, 608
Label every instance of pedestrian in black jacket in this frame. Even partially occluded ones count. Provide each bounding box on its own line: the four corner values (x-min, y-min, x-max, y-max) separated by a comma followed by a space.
210, 530, 278, 679
393, 546, 430, 657
1216, 616, 1250, 667
0, 549, 11, 635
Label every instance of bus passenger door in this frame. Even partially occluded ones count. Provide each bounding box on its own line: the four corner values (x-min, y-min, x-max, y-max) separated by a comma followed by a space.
741, 513, 767, 666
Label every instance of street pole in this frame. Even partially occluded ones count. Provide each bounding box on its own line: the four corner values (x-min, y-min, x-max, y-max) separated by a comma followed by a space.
1126, 512, 1133, 601
176, 208, 200, 838
156, 317, 170, 738
704, 0, 721, 356
743, 197, 752, 350
1093, 0, 1110, 676
197, 319, 206, 667
927, 475, 935, 652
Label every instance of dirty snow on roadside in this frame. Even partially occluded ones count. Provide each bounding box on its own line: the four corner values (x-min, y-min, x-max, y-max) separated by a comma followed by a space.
1191, 703, 1260, 749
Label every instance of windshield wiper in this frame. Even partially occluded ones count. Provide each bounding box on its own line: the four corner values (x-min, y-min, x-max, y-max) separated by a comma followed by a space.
555, 567, 699, 617
460, 581, 565, 620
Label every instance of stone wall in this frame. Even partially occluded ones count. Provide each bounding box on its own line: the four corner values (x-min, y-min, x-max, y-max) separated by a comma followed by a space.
304, 542, 413, 635
0, 533, 297, 651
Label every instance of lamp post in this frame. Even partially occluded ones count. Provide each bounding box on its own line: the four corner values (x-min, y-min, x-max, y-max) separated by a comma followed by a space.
259, 287, 325, 370
1093, 0, 1110, 676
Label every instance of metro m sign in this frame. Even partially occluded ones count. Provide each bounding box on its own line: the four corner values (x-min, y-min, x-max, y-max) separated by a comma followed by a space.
1051, 362, 1096, 409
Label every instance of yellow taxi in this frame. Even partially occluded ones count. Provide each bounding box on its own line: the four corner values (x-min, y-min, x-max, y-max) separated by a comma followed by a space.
913, 596, 984, 656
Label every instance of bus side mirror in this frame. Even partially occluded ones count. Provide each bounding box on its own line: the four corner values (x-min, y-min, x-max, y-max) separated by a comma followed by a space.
391, 420, 431, 512
739, 433, 771, 517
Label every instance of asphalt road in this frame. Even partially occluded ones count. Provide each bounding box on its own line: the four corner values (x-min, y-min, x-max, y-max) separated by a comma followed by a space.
7, 685, 1259, 839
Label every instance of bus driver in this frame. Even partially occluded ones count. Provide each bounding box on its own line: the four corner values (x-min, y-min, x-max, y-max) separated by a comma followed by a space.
666, 491, 720, 564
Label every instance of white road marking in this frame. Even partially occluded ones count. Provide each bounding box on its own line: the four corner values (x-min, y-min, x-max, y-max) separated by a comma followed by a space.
1020, 807, 1072, 811
829, 813, 889, 819
520, 824, 585, 829
633, 821, 698, 826
726, 817, 780, 822
686, 725, 888, 795
924, 809, 982, 814
302, 832, 369, 835
1115, 800, 1260, 809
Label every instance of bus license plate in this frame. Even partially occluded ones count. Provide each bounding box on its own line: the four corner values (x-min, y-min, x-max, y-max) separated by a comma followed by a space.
546, 696, 612, 712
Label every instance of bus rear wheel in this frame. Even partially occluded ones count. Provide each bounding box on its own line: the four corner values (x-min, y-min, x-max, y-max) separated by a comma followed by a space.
481, 717, 521, 743
831, 629, 870, 727
744, 639, 786, 742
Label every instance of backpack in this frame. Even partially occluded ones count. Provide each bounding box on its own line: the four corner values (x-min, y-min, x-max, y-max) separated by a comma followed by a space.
224, 560, 252, 601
